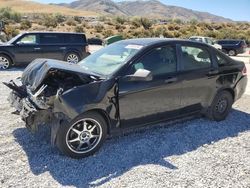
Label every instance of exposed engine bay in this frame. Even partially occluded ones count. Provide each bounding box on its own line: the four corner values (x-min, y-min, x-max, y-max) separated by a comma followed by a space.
27, 69, 93, 109
5, 69, 93, 110
3, 59, 103, 140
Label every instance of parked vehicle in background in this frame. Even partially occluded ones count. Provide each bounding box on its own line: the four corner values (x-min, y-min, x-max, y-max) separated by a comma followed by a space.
88, 38, 103, 46
103, 35, 123, 46
189, 36, 222, 50
217, 39, 247, 56
5, 38, 247, 158
0, 32, 89, 69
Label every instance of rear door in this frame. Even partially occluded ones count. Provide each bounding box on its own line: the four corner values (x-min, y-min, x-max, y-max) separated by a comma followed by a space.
64, 34, 88, 59
118, 44, 182, 127
13, 34, 42, 64
178, 43, 218, 113
40, 33, 65, 60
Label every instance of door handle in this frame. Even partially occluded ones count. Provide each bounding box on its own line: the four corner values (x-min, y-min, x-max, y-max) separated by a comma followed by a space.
60, 47, 66, 50
164, 77, 177, 84
34, 47, 41, 50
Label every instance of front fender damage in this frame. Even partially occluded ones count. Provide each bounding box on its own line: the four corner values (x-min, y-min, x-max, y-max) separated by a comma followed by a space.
5, 67, 119, 146
53, 78, 120, 133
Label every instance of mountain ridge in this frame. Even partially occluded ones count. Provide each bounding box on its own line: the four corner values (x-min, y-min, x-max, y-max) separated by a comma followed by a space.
56, 0, 233, 22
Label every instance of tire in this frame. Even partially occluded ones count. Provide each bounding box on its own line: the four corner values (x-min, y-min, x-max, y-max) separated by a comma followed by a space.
65, 52, 80, 64
222, 49, 227, 54
56, 112, 107, 158
206, 90, 233, 121
0, 54, 12, 69
228, 49, 236, 56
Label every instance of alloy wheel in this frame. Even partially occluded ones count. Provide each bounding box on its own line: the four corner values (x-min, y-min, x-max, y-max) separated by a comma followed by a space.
66, 118, 102, 154
0, 56, 10, 69
66, 54, 79, 64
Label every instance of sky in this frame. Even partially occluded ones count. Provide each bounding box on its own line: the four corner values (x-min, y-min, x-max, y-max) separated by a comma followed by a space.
32, 0, 250, 21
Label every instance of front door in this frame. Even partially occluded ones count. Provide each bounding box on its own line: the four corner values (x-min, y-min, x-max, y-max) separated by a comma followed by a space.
13, 34, 42, 64
118, 45, 182, 127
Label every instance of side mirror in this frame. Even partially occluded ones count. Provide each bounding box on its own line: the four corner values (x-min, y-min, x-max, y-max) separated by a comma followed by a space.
125, 69, 152, 82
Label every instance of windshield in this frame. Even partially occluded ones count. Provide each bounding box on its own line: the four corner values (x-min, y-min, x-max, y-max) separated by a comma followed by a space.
78, 42, 143, 76
6, 34, 22, 44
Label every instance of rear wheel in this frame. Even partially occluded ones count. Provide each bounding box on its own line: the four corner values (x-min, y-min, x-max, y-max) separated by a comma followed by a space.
56, 112, 107, 158
65, 52, 80, 64
206, 90, 233, 121
0, 54, 11, 69
228, 49, 236, 56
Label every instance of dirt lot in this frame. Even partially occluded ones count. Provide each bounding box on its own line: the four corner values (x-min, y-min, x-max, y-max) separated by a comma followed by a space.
0, 56, 250, 187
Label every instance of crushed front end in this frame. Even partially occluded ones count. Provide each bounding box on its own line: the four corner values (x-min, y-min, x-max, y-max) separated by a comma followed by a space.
4, 59, 102, 144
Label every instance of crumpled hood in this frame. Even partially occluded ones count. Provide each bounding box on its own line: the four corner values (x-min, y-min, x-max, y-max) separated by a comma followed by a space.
21, 59, 99, 91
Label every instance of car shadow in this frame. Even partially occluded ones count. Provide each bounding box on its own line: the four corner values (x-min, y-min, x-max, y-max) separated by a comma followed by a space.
0, 67, 25, 72
13, 109, 250, 187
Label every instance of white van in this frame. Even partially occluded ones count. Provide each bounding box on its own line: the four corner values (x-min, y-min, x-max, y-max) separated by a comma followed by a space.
189, 36, 222, 50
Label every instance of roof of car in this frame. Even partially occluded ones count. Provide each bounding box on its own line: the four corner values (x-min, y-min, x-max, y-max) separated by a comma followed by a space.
217, 39, 243, 41
22, 31, 85, 35
118, 38, 207, 46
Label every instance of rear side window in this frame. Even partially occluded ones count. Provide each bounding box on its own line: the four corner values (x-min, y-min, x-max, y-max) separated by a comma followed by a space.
40, 34, 62, 44
216, 52, 228, 66
181, 46, 211, 71
64, 34, 86, 44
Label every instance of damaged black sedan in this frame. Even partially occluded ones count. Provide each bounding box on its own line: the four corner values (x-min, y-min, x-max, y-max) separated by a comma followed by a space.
4, 38, 247, 158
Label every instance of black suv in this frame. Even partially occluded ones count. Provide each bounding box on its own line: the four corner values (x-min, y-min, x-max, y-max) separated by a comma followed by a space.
0, 32, 89, 69
217, 39, 247, 56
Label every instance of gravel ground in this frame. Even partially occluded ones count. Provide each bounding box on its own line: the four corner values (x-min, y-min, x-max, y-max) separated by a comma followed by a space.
0, 67, 250, 188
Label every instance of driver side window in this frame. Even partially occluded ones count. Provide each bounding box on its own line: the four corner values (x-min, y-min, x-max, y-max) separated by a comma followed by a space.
129, 45, 177, 77
18, 34, 38, 45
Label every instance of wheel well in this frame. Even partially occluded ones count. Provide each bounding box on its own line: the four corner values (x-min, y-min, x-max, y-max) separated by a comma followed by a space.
0, 53, 14, 65
222, 88, 235, 100
65, 51, 81, 60
86, 109, 111, 135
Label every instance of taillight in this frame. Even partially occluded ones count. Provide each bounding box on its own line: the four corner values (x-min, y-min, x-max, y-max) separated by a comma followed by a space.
242, 66, 247, 76
241, 43, 247, 48
85, 45, 90, 53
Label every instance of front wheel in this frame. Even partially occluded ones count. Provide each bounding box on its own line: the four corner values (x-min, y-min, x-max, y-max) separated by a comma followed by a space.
65, 52, 80, 64
0, 54, 11, 69
206, 90, 233, 121
56, 112, 107, 158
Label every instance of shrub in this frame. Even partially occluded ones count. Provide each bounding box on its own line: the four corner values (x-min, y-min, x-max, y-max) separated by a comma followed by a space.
140, 18, 152, 30
115, 16, 126, 24
131, 18, 141, 28
0, 7, 21, 23
66, 18, 77, 26
54, 13, 65, 24
74, 25, 85, 33
74, 16, 82, 23
20, 20, 32, 30
154, 26, 166, 37
43, 14, 58, 28
5, 25, 20, 38
95, 24, 104, 33
102, 29, 114, 38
